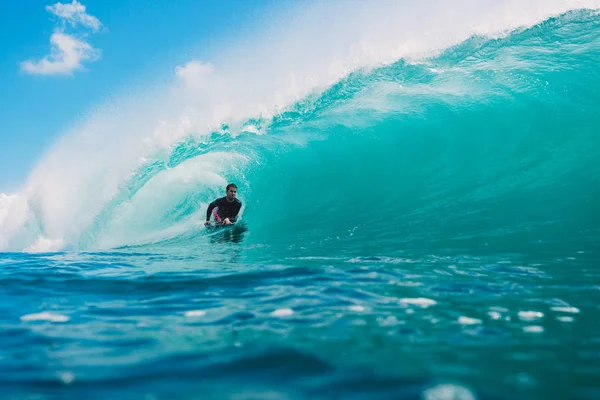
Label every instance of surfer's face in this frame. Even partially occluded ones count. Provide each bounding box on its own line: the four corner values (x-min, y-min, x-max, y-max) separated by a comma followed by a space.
226, 187, 237, 200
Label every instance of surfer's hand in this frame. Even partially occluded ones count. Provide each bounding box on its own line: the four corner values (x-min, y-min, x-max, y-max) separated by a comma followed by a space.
223, 218, 232, 225
204, 220, 211, 226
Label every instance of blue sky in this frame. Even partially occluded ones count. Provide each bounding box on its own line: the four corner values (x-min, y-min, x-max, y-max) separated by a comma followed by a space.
0, 0, 289, 193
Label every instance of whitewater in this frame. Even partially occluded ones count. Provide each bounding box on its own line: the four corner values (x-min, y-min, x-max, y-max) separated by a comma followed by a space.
2, 1, 600, 399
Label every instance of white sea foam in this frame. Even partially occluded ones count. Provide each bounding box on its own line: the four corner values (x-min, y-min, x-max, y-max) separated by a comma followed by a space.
523, 326, 544, 333
58, 371, 76, 386
185, 310, 207, 318
423, 384, 476, 400
518, 311, 544, 321
557, 316, 575, 322
271, 308, 294, 317
20, 312, 70, 323
488, 311, 502, 320
399, 298, 437, 308
459, 316, 482, 325
551, 307, 580, 314
348, 305, 366, 312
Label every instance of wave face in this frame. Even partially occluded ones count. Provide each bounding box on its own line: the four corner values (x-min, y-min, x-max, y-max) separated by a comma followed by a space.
2, 5, 600, 400
245, 11, 600, 258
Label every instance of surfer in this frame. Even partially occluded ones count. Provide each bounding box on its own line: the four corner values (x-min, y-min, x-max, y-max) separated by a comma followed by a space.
204, 183, 242, 226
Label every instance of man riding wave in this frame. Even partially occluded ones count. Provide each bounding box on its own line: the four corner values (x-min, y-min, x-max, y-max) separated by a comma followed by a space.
205, 183, 242, 226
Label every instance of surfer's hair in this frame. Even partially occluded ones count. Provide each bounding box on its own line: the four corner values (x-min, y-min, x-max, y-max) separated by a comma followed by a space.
226, 183, 237, 191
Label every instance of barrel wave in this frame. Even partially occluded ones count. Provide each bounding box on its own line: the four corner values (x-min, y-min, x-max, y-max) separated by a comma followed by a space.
4, 9, 600, 253
74, 10, 600, 255
1, 6, 600, 400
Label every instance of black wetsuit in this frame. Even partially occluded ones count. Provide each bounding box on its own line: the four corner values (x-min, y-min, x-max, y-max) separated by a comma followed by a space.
206, 197, 242, 222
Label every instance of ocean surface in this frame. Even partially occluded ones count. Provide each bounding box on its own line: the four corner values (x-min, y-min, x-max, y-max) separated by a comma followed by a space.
2, 5, 600, 400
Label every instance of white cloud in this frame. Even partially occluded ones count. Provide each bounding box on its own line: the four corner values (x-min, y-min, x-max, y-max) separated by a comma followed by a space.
175, 61, 215, 86
21, 32, 100, 76
46, 0, 102, 32
21, 1, 102, 76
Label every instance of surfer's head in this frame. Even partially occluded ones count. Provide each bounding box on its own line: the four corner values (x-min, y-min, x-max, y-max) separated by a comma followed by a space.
226, 183, 237, 201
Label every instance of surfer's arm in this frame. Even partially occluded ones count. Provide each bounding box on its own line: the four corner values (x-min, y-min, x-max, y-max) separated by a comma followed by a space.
206, 201, 216, 222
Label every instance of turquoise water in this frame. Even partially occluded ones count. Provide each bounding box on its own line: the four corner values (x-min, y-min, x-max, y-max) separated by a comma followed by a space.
2, 9, 600, 399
